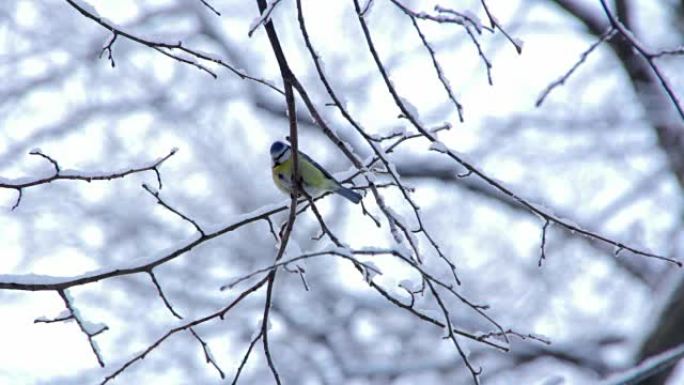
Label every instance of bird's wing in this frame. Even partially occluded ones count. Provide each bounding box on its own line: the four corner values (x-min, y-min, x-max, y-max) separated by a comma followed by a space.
298, 150, 338, 184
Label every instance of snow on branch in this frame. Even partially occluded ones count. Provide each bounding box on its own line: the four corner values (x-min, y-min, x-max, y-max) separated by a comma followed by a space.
0, 148, 177, 210
248, 0, 284, 37
101, 277, 269, 385
391, 1, 496, 85
536, 27, 617, 107
352, 0, 681, 269
297, 0, 461, 286
598, 0, 684, 121
0, 200, 299, 291
58, 289, 108, 367
64, 0, 282, 94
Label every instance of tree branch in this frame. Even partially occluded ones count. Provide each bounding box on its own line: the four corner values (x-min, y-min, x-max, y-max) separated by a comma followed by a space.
1, 148, 177, 210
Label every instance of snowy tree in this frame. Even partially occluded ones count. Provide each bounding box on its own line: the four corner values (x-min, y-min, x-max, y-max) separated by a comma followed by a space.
0, 0, 683, 384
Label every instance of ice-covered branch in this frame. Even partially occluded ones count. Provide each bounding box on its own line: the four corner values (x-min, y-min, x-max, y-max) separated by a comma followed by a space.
408, 16, 464, 121
148, 270, 225, 378
474, 0, 522, 53
248, 0, 284, 37
1, 148, 177, 210
58, 289, 108, 367
598, 0, 684, 121
64, 0, 282, 94
297, 0, 461, 286
250, 0, 305, 382
101, 277, 268, 385
221, 247, 526, 353
0, 201, 295, 291
536, 27, 617, 107
352, 0, 681, 268
391, 1, 496, 85
142, 183, 206, 236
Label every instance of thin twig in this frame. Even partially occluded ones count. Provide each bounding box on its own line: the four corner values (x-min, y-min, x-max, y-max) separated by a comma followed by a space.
189, 328, 226, 379
0, 201, 294, 291
537, 28, 616, 107
427, 280, 482, 384
538, 220, 550, 266
409, 17, 464, 121
142, 183, 206, 236
58, 289, 108, 367
477, 0, 522, 53
198, 0, 221, 16
231, 329, 264, 385
64, 0, 283, 94
148, 270, 183, 319
2, 148, 177, 210
101, 277, 268, 385
598, 0, 684, 121
149, 271, 225, 378
352, 0, 681, 267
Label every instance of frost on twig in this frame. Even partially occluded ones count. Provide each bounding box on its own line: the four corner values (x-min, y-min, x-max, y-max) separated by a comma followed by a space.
0, 148, 177, 210
57, 289, 108, 367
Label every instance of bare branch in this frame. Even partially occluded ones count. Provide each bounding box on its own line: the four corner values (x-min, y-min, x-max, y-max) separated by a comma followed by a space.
101, 277, 268, 385
304, 191, 343, 246
198, 0, 221, 16
99, 32, 117, 67
29, 149, 60, 173
149, 271, 225, 378
536, 28, 617, 107
599, 0, 684, 121
142, 183, 206, 237
189, 328, 226, 379
651, 45, 684, 58
352, 0, 681, 267
475, 0, 522, 53
148, 270, 183, 320
538, 220, 550, 267
231, 329, 264, 385
64, 0, 283, 94
1, 148, 177, 210
58, 289, 108, 367
0, 201, 294, 291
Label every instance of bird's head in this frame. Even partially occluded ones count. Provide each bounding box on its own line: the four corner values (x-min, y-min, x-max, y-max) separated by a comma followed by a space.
270, 141, 291, 165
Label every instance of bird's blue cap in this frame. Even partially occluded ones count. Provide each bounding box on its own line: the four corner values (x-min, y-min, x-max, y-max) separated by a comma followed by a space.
270, 141, 288, 156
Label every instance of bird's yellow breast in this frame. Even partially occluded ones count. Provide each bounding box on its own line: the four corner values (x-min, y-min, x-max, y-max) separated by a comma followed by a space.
272, 159, 293, 194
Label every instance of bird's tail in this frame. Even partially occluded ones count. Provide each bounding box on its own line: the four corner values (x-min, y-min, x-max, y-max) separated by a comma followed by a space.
336, 186, 362, 204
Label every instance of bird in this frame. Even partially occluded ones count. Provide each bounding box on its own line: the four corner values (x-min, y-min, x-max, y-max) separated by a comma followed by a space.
270, 140, 362, 204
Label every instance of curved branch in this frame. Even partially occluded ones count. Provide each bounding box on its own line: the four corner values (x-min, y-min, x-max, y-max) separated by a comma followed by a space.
1, 149, 177, 210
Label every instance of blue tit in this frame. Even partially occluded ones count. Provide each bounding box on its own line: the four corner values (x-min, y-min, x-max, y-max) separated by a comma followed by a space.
270, 141, 362, 204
